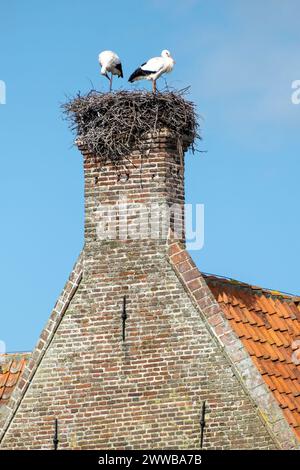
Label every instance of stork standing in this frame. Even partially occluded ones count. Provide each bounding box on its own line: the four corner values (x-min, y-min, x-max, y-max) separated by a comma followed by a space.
98, 50, 123, 92
128, 50, 175, 93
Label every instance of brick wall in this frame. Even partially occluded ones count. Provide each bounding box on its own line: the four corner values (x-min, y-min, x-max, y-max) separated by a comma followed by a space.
83, 130, 186, 246
0, 132, 277, 449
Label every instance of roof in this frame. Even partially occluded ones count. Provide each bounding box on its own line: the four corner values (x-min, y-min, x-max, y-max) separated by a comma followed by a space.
0, 353, 30, 406
204, 274, 300, 440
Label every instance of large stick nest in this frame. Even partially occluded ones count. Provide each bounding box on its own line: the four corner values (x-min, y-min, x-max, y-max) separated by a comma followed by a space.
62, 89, 200, 167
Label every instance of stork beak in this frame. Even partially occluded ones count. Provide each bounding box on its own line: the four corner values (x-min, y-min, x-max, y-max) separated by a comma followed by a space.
101, 72, 110, 80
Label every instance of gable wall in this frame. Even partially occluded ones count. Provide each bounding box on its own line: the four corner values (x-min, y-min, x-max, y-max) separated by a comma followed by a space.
0, 240, 276, 449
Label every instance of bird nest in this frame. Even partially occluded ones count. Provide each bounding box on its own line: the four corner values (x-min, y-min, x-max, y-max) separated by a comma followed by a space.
62, 89, 200, 168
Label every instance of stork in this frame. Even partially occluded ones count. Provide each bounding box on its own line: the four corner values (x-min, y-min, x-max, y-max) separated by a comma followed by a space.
128, 50, 175, 93
98, 50, 123, 92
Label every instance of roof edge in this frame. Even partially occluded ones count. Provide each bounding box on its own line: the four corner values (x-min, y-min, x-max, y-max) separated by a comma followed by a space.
203, 273, 300, 302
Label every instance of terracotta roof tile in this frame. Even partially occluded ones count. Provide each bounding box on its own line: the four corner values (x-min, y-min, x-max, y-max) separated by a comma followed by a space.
267, 313, 289, 332
280, 394, 298, 412
259, 295, 277, 315
0, 353, 30, 406
286, 378, 300, 397
227, 304, 249, 323
284, 409, 300, 429
275, 331, 291, 348
263, 375, 277, 391
243, 307, 261, 326
204, 274, 300, 441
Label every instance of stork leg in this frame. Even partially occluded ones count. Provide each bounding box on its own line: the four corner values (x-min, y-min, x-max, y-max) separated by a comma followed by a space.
152, 80, 157, 94
109, 73, 113, 92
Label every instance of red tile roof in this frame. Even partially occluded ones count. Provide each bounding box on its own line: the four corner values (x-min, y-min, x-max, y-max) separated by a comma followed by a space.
0, 353, 30, 405
204, 274, 300, 440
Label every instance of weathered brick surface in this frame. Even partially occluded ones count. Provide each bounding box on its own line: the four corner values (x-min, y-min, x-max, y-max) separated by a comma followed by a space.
0, 133, 278, 449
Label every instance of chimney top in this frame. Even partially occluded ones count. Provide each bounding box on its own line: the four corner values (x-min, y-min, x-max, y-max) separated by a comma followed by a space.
63, 90, 200, 169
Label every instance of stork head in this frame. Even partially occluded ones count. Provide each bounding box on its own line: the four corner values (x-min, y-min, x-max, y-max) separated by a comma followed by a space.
161, 49, 172, 58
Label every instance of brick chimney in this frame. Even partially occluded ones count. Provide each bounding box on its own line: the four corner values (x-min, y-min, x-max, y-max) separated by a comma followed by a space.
0, 94, 280, 450
80, 129, 187, 249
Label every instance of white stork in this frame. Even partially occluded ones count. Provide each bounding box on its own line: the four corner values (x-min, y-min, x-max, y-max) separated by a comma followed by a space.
128, 50, 175, 93
98, 50, 123, 92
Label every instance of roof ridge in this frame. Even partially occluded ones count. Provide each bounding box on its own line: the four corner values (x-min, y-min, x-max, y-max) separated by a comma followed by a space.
203, 272, 300, 301
0, 352, 31, 356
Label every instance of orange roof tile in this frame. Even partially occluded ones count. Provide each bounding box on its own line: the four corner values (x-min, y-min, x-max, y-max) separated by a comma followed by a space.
204, 274, 300, 441
0, 353, 30, 406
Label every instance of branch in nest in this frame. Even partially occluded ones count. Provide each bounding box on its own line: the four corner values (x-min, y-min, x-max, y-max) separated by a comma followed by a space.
62, 89, 201, 169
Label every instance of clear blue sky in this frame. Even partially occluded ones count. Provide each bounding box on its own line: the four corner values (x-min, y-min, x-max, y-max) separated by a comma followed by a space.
1, 0, 299, 352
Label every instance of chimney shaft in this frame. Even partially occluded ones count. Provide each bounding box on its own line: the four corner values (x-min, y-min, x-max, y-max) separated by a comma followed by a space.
78, 130, 186, 249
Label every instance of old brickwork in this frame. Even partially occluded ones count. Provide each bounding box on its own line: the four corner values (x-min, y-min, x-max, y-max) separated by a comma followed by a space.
0, 132, 278, 449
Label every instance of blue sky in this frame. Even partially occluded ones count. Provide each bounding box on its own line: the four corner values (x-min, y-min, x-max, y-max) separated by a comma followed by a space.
0, 0, 299, 352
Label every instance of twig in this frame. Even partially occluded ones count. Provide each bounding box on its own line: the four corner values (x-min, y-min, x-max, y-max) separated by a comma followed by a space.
62, 89, 201, 170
